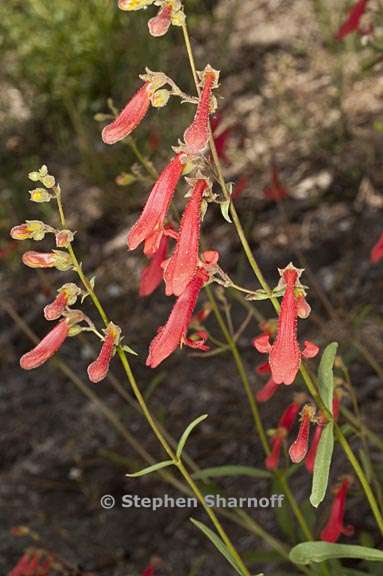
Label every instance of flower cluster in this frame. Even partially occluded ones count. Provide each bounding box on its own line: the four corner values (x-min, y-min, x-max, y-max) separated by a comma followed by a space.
101, 26, 221, 367
11, 166, 123, 383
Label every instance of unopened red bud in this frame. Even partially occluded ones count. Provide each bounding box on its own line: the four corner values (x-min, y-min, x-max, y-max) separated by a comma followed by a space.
87, 323, 121, 383
289, 405, 315, 463
55, 229, 74, 248
148, 3, 172, 37
22, 251, 56, 268
10, 221, 48, 241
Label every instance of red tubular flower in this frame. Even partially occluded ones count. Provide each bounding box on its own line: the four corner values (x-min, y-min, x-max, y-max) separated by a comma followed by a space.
253, 264, 319, 385
87, 323, 121, 383
265, 435, 284, 471
148, 3, 172, 36
44, 291, 68, 321
320, 479, 354, 542
102, 82, 151, 145
139, 235, 168, 297
127, 154, 186, 253
265, 398, 303, 470
255, 362, 280, 402
9, 550, 52, 576
20, 319, 69, 370
163, 179, 207, 296
370, 230, 383, 264
289, 404, 315, 463
22, 251, 56, 268
142, 565, 155, 576
263, 166, 288, 201
146, 268, 209, 368
335, 0, 368, 40
183, 66, 219, 155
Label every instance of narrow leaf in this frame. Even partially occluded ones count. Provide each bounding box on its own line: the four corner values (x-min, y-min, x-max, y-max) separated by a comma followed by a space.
192, 465, 271, 481
176, 414, 208, 460
318, 342, 338, 412
310, 421, 334, 508
289, 542, 383, 564
121, 343, 138, 356
190, 518, 243, 575
126, 459, 173, 478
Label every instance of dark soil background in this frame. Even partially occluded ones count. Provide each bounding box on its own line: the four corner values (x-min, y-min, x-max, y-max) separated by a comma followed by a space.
1, 1, 383, 575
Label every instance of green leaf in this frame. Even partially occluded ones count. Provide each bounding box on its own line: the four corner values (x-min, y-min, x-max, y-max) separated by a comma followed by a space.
125, 459, 174, 477
310, 421, 334, 508
190, 518, 244, 575
317, 342, 338, 412
121, 343, 138, 356
289, 542, 383, 565
220, 199, 232, 223
176, 414, 208, 460
192, 465, 272, 481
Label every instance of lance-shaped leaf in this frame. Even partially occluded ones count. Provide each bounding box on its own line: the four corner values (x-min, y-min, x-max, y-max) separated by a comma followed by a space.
176, 414, 208, 460
310, 421, 334, 508
289, 542, 383, 564
126, 459, 174, 478
192, 465, 271, 481
190, 518, 244, 575
318, 342, 338, 411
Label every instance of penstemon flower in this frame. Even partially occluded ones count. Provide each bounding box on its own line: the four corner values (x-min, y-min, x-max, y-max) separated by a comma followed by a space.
22, 250, 72, 271
320, 478, 354, 542
182, 65, 219, 155
127, 153, 186, 253
255, 362, 280, 403
163, 178, 207, 296
10, 220, 51, 241
9, 549, 52, 576
44, 283, 82, 321
288, 404, 315, 464
253, 263, 319, 385
146, 254, 218, 367
370, 229, 383, 264
265, 397, 303, 470
102, 82, 152, 145
87, 322, 121, 383
20, 319, 70, 370
139, 235, 169, 296
335, 0, 369, 40
148, 3, 172, 36
263, 166, 288, 202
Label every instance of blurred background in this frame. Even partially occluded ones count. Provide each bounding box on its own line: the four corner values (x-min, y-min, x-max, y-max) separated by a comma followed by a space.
1, 0, 383, 574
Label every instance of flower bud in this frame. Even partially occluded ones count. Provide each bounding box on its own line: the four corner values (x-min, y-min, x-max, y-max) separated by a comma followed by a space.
22, 250, 72, 271
150, 89, 171, 108
118, 0, 154, 10
55, 229, 75, 248
289, 404, 315, 463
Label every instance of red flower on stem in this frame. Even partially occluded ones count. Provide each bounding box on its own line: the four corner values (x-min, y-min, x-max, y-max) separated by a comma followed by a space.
139, 235, 169, 297
289, 404, 315, 463
44, 283, 81, 321
183, 65, 219, 155
146, 253, 218, 367
255, 362, 280, 403
20, 319, 70, 370
127, 153, 186, 254
370, 230, 383, 264
263, 166, 288, 202
163, 179, 207, 296
253, 264, 319, 385
148, 3, 172, 37
87, 322, 121, 383
320, 479, 354, 542
335, 0, 368, 40
265, 398, 303, 470
102, 82, 151, 145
